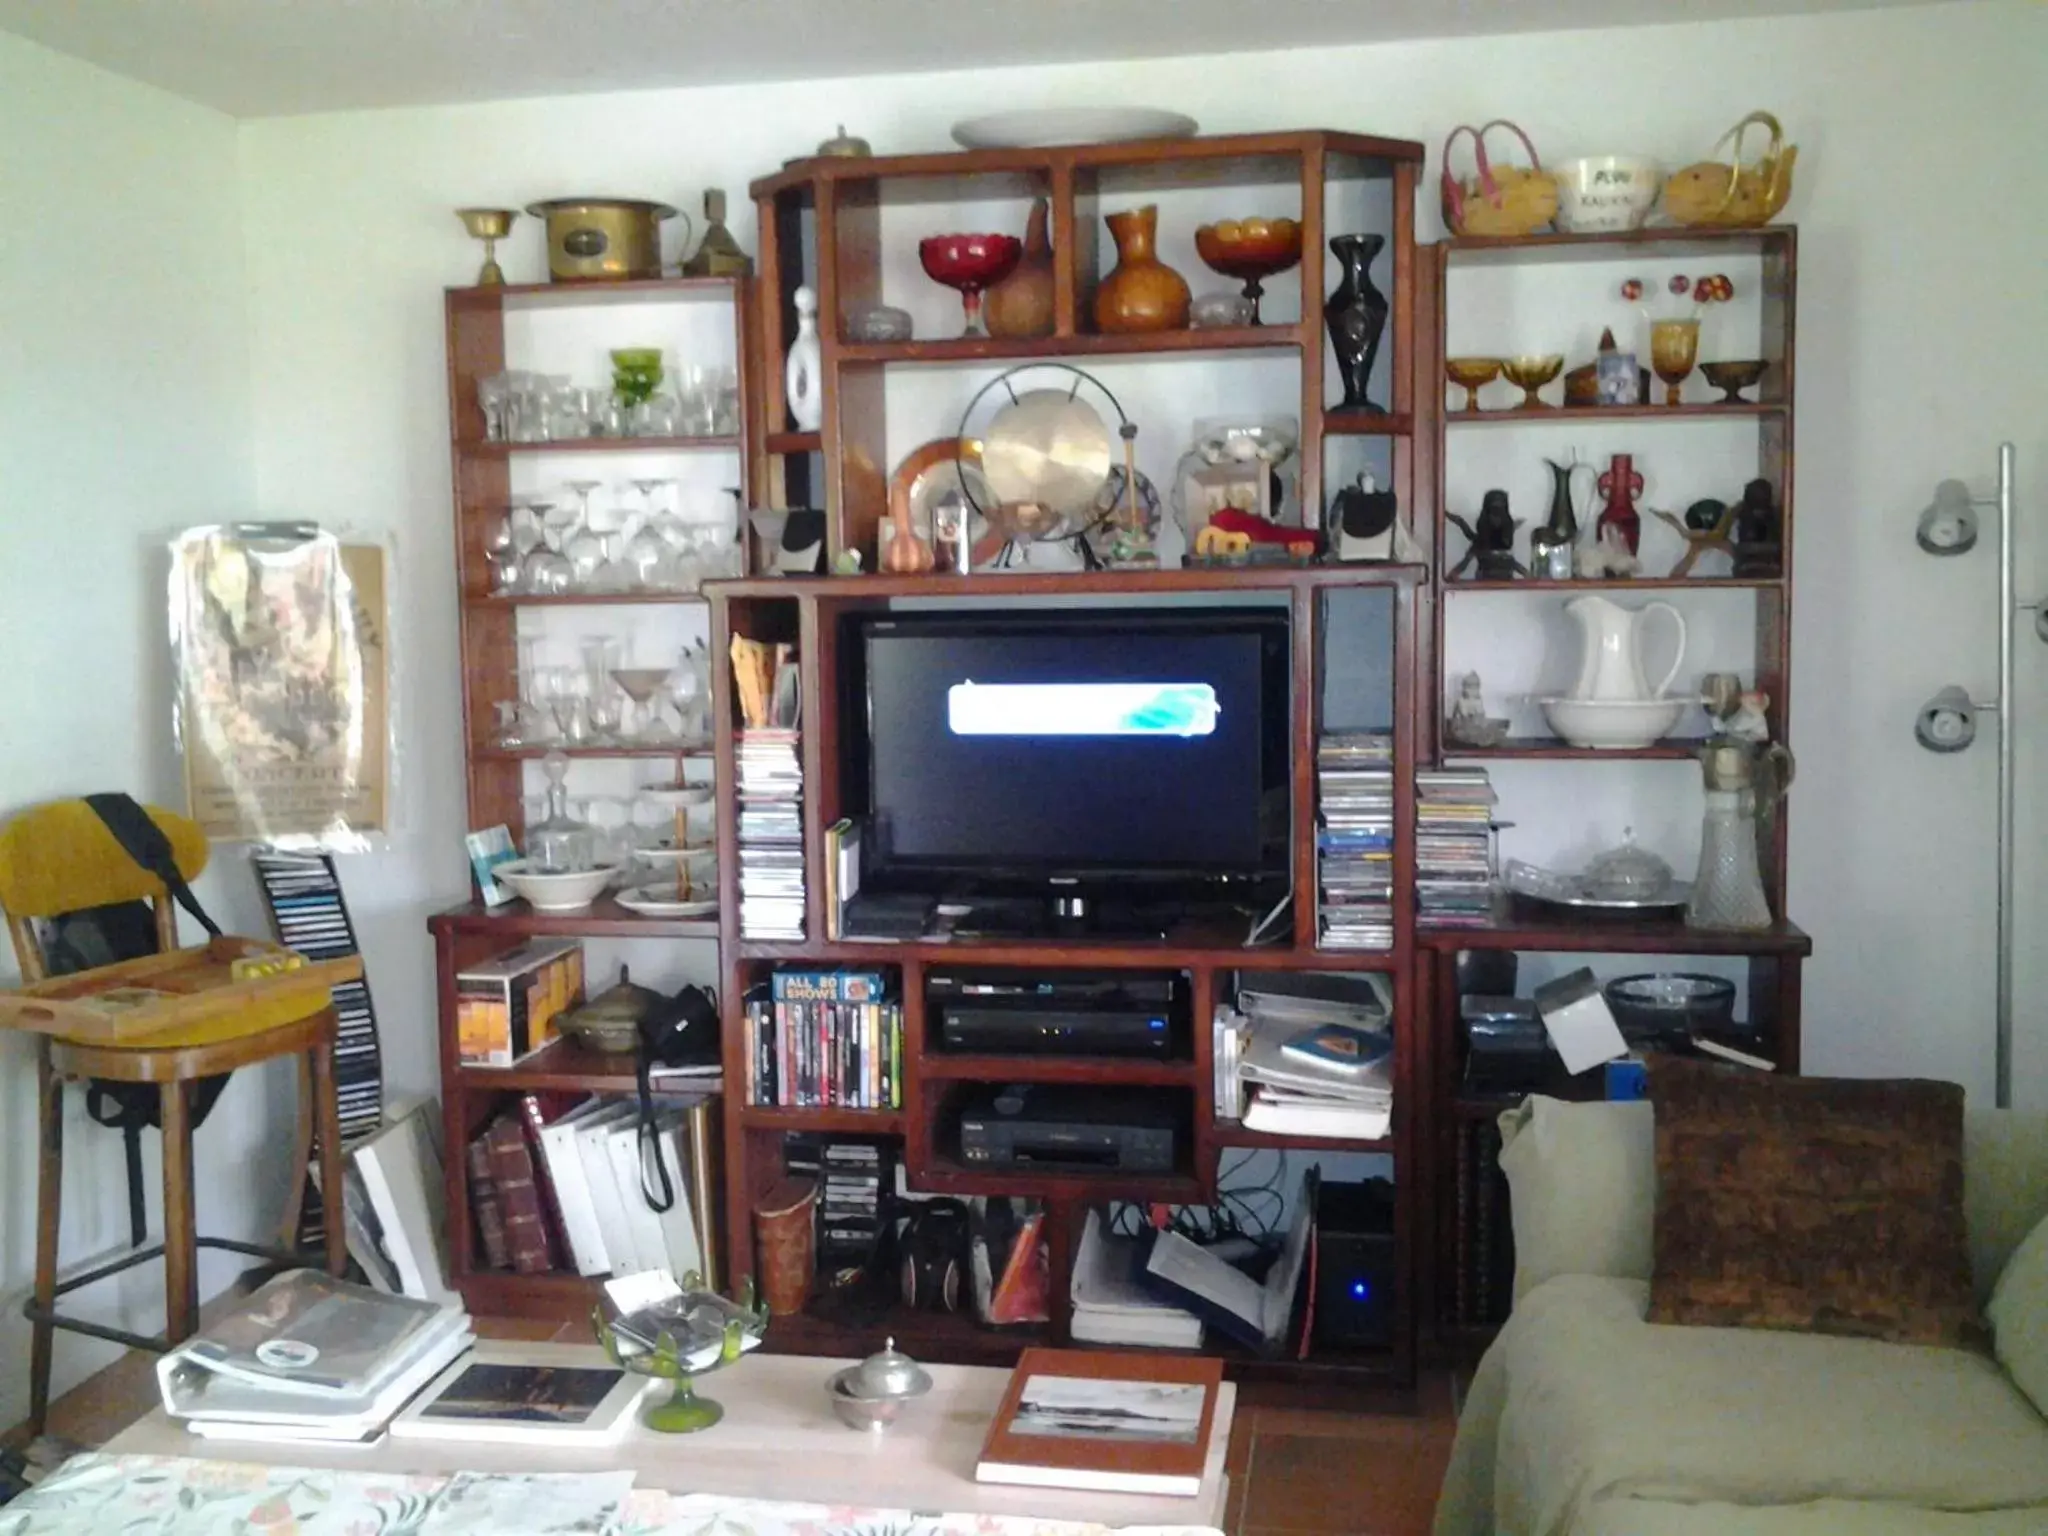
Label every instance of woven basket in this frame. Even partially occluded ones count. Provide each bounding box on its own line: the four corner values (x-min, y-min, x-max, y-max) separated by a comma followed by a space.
1441, 120, 1558, 239
1663, 111, 1798, 229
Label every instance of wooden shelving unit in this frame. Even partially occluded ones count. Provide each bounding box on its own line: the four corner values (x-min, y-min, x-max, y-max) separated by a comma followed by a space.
1415, 225, 1808, 1351
435, 275, 748, 1317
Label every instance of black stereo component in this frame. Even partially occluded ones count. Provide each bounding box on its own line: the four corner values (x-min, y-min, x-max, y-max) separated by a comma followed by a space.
956, 1084, 1179, 1175
1311, 1176, 1397, 1349
929, 970, 1185, 1059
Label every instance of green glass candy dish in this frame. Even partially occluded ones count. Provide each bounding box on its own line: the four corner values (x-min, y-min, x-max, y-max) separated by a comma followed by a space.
593, 1277, 768, 1433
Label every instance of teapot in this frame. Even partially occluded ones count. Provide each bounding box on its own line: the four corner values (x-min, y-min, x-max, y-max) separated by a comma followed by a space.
1566, 594, 1686, 702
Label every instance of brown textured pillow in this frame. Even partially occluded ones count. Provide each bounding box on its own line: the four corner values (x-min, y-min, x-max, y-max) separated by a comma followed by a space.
1647, 1056, 1981, 1347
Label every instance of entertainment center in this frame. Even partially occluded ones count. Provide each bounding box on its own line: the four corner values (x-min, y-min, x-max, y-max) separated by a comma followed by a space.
429, 122, 1810, 1398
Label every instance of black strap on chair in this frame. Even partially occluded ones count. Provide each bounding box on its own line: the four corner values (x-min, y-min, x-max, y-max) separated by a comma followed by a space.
46, 795, 229, 1248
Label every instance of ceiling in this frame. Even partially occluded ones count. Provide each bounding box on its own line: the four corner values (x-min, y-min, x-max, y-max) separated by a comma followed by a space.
0, 0, 1916, 118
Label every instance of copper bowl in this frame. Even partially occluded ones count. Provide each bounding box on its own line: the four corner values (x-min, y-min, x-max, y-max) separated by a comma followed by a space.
917, 233, 1022, 291
1699, 359, 1768, 404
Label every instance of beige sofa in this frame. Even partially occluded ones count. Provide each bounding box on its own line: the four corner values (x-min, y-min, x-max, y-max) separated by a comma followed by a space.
1434, 1102, 2048, 1536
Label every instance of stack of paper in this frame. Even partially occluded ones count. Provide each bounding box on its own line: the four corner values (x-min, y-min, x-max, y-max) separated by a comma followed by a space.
159, 1269, 471, 1443
1233, 974, 1394, 1141
1069, 1210, 1203, 1349
738, 728, 804, 939
1417, 767, 1498, 927
1317, 732, 1394, 950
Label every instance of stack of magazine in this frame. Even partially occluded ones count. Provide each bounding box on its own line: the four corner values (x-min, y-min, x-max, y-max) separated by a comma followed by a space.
1417, 767, 1498, 927
1316, 732, 1394, 950
157, 1269, 471, 1443
1227, 974, 1394, 1141
1069, 1210, 1202, 1349
738, 728, 805, 939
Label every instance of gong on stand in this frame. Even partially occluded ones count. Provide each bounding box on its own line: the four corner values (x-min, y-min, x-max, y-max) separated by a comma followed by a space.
955, 364, 1142, 569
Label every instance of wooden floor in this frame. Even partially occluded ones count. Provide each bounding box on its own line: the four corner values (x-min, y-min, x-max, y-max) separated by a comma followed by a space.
14, 1315, 1460, 1536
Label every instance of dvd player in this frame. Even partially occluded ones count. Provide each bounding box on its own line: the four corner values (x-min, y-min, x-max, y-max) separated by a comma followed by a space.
956, 1084, 1180, 1175
928, 970, 1185, 1059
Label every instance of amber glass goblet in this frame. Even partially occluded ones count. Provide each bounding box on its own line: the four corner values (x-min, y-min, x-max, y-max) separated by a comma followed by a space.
1650, 319, 1701, 406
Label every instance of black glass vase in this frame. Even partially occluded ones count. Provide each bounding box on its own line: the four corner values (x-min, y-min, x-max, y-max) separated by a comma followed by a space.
1325, 232, 1390, 413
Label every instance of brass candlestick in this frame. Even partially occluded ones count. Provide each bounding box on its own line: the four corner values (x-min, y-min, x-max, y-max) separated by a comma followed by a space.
456, 207, 517, 286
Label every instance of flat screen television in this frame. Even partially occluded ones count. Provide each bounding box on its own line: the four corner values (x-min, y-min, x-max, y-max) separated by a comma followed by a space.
841, 608, 1292, 896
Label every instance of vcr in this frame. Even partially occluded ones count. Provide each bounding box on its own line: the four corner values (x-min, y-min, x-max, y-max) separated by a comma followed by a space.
956, 1084, 1180, 1175
928, 970, 1186, 1059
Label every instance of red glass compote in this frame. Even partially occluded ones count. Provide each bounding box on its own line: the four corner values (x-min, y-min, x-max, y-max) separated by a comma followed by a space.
918, 234, 1022, 338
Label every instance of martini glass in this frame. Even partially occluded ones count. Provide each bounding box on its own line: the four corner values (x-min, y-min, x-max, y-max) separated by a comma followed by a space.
612, 667, 675, 742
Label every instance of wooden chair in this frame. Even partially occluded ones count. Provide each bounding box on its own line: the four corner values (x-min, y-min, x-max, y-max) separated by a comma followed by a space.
0, 799, 347, 1435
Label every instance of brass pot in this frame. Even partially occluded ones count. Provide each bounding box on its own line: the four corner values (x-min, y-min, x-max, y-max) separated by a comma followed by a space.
525, 197, 679, 283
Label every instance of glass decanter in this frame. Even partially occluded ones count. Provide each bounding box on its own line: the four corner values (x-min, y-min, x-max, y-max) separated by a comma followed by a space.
1687, 741, 1794, 930
526, 751, 594, 873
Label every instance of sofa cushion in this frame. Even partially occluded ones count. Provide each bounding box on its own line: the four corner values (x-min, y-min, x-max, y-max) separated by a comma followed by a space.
1497, 1096, 1653, 1301
1967, 1110, 2048, 1304
1645, 1058, 1980, 1346
1988, 1209, 2048, 1417
1492, 1275, 2048, 1536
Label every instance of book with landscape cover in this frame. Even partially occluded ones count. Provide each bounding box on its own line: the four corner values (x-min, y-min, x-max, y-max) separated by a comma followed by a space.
391, 1342, 643, 1445
975, 1346, 1223, 1498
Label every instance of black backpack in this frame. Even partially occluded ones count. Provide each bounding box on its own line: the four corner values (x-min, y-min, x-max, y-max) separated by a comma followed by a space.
38, 794, 229, 1247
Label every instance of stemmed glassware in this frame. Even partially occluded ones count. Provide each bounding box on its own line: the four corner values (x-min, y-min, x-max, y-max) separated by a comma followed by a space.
478, 374, 511, 442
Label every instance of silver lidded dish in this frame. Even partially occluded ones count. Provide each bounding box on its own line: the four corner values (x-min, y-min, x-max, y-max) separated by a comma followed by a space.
826, 1336, 933, 1431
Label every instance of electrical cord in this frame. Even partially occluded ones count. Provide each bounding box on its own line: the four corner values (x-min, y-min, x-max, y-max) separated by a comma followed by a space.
1106, 1150, 1291, 1248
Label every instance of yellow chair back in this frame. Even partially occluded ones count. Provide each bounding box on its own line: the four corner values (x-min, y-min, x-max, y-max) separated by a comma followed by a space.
0, 800, 209, 921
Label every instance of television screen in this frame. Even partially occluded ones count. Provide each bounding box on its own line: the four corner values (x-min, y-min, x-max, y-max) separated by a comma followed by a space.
849, 610, 1290, 880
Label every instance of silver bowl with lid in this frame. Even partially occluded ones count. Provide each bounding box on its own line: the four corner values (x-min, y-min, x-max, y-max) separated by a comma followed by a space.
826, 1337, 933, 1431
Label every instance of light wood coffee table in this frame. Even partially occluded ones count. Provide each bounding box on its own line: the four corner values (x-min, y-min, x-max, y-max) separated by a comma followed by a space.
108, 1345, 1234, 1530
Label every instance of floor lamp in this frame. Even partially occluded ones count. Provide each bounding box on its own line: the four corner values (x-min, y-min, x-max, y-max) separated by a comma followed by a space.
1913, 444, 2036, 1107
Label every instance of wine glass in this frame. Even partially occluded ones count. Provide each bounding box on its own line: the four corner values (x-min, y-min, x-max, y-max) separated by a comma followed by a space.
477, 373, 511, 442
1650, 319, 1701, 407
580, 637, 623, 742
520, 500, 572, 594
485, 510, 524, 594
492, 699, 525, 747
562, 480, 605, 589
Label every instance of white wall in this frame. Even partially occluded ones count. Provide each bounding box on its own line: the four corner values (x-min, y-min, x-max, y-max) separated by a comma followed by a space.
0, 32, 294, 1428
235, 0, 2048, 1115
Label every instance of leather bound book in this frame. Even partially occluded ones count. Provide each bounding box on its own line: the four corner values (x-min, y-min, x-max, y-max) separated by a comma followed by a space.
484, 1115, 558, 1274
466, 1134, 510, 1271
976, 1346, 1223, 1497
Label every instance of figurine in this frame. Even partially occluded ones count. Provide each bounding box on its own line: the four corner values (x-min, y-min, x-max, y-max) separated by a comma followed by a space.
681, 189, 753, 278
1651, 499, 1737, 578
1446, 489, 1525, 580
1728, 690, 1771, 743
1596, 453, 1644, 556
1575, 522, 1641, 579
1730, 477, 1783, 576
1445, 671, 1510, 748
1329, 470, 1399, 561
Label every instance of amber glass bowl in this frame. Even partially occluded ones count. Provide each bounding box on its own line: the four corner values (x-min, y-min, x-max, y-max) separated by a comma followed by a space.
1499, 353, 1565, 410
1699, 359, 1767, 404
1194, 217, 1303, 324
1445, 356, 1503, 411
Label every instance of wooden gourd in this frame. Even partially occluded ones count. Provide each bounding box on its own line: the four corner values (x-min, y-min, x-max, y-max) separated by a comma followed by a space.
985, 198, 1055, 340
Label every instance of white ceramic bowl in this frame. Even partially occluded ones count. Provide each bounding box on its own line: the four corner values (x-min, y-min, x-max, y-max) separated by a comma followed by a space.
1552, 156, 1663, 233
1539, 696, 1685, 750
495, 860, 619, 912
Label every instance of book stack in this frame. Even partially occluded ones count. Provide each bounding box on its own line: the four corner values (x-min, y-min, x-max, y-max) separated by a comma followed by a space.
1316, 732, 1394, 950
743, 970, 904, 1109
1069, 1210, 1202, 1349
158, 1269, 471, 1443
1416, 767, 1499, 927
467, 1093, 718, 1283
1230, 973, 1394, 1141
787, 1136, 894, 1273
738, 728, 805, 940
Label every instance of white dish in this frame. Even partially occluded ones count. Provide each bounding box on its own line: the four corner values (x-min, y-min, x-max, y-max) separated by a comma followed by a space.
1552, 155, 1663, 233
638, 841, 715, 863
495, 860, 619, 912
1539, 696, 1686, 750
637, 783, 712, 808
951, 107, 1197, 150
615, 885, 719, 919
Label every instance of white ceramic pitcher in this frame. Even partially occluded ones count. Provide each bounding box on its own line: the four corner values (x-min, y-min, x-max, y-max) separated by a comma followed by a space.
1566, 594, 1687, 701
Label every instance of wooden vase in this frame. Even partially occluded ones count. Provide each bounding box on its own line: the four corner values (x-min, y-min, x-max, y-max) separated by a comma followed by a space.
985, 198, 1055, 340
1094, 204, 1190, 334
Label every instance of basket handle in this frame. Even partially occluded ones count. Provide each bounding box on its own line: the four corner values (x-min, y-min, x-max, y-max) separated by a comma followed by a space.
1703, 110, 1786, 214
1477, 118, 1546, 175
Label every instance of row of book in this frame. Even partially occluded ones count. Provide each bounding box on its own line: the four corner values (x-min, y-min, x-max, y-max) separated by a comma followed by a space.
1316, 731, 1394, 951
738, 727, 805, 940
743, 970, 903, 1109
466, 1092, 719, 1284
1417, 766, 1498, 926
